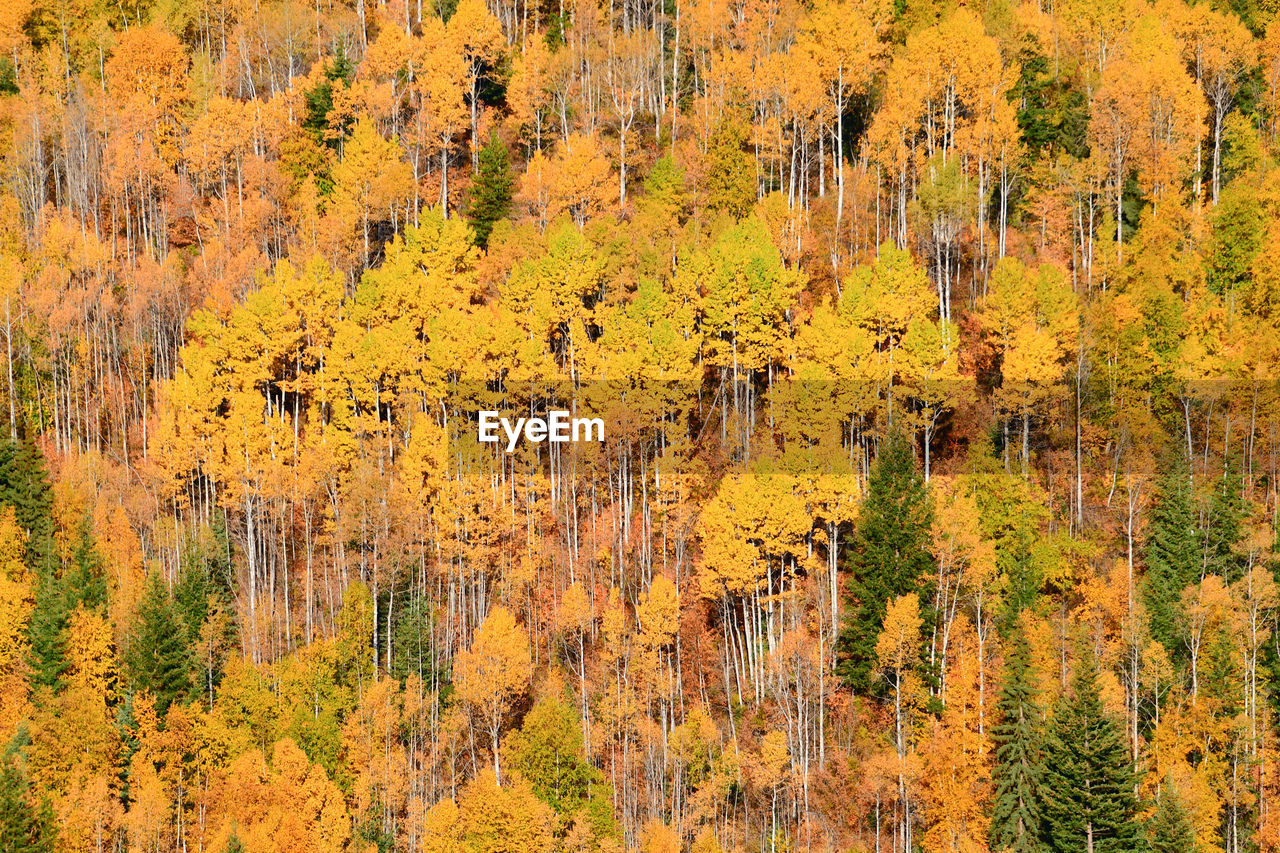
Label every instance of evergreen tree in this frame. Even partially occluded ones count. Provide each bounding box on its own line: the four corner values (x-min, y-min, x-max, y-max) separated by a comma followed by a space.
175, 517, 234, 647
1041, 654, 1141, 853
64, 517, 107, 611
28, 516, 107, 691
0, 760, 55, 853
990, 626, 1046, 853
302, 45, 356, 148
1011, 41, 1089, 159
1147, 781, 1195, 853
838, 433, 935, 692
467, 134, 514, 248
391, 595, 440, 685
1142, 451, 1200, 655
125, 574, 192, 713
1203, 460, 1245, 582
0, 437, 54, 574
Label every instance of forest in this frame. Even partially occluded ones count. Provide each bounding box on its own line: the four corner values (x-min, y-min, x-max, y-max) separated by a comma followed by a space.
0, 0, 1277, 848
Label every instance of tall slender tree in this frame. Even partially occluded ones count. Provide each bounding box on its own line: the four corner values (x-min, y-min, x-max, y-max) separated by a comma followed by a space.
990, 626, 1046, 853
1143, 450, 1200, 656
125, 574, 192, 713
839, 434, 935, 692
467, 133, 514, 249
28, 517, 107, 691
0, 759, 55, 853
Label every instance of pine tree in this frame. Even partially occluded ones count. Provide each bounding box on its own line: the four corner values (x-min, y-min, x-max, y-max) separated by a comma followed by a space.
391, 595, 440, 685
28, 516, 107, 691
1143, 451, 1200, 656
1203, 460, 1245, 582
1147, 781, 1195, 853
0, 760, 55, 853
64, 517, 107, 612
0, 437, 54, 574
302, 45, 356, 148
467, 133, 514, 248
1041, 654, 1141, 853
990, 627, 1046, 853
125, 574, 192, 714
838, 433, 935, 692
175, 517, 234, 647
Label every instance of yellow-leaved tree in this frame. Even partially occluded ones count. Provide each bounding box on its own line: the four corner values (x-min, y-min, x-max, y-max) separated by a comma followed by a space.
453, 605, 533, 783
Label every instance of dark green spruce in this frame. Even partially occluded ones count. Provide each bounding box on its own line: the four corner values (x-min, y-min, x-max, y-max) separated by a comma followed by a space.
1147, 780, 1195, 853
1142, 450, 1200, 657
125, 574, 193, 714
467, 134, 515, 249
990, 626, 1046, 853
0, 760, 55, 853
838, 433, 935, 692
29, 516, 107, 691
1041, 654, 1141, 853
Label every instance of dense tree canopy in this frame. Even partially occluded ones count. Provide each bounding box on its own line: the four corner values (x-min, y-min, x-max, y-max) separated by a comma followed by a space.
0, 0, 1279, 849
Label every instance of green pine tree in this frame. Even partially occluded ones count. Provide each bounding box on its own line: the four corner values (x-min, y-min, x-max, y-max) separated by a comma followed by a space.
990, 626, 1047, 853
1203, 460, 1245, 583
175, 517, 234, 646
1147, 781, 1195, 853
29, 516, 107, 691
1011, 40, 1088, 159
1142, 450, 1200, 656
302, 46, 356, 149
0, 436, 55, 574
0, 760, 55, 853
838, 433, 935, 692
126, 574, 192, 714
65, 517, 108, 611
391, 595, 441, 685
467, 134, 515, 248
1041, 654, 1141, 853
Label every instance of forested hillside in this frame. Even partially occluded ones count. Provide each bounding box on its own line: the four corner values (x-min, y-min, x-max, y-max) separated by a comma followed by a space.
0, 0, 1277, 849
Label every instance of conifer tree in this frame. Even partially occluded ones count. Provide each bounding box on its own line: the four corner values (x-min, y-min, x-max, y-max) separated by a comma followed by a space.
1203, 460, 1245, 582
1041, 654, 1141, 853
125, 574, 192, 713
1147, 781, 1195, 853
467, 133, 514, 248
391, 595, 438, 685
175, 518, 234, 646
0, 437, 54, 574
1143, 451, 1200, 655
839, 434, 935, 692
303, 45, 355, 148
28, 516, 107, 691
0, 760, 54, 853
990, 626, 1046, 853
